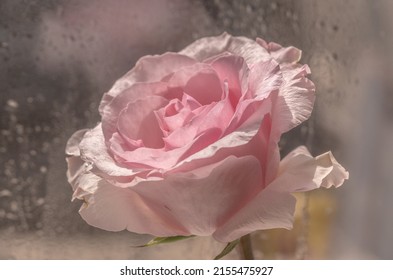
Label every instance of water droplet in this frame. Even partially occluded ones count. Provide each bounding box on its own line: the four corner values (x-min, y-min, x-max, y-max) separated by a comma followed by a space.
10, 201, 18, 212
0, 190, 12, 197
1, 129, 10, 136
36, 198, 45, 206
20, 160, 28, 169
10, 178, 18, 184
6, 213, 18, 220
40, 166, 47, 173
6, 99, 19, 109
15, 124, 24, 135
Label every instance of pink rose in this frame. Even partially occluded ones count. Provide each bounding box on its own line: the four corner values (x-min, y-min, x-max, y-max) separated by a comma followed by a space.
66, 33, 348, 242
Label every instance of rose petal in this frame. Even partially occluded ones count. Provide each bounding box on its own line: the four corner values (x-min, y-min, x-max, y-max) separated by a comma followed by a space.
209, 54, 249, 108
164, 96, 233, 149
270, 146, 349, 193
65, 129, 88, 157
256, 38, 302, 64
210, 146, 349, 242
101, 81, 168, 142
78, 174, 189, 236
154, 93, 202, 138
79, 124, 141, 177
132, 155, 263, 236
72, 172, 100, 201
99, 53, 196, 114
213, 188, 296, 242
117, 95, 168, 148
224, 59, 282, 134
166, 102, 273, 175
167, 63, 223, 105
110, 126, 222, 170
65, 129, 89, 187
272, 64, 316, 134
180, 32, 271, 66
247, 59, 282, 100
317, 151, 349, 188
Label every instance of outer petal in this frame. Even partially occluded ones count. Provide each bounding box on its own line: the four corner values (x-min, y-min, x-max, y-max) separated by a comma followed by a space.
213, 188, 296, 242
180, 32, 271, 66
256, 38, 302, 64
99, 53, 196, 114
272, 64, 316, 134
132, 155, 263, 236
65, 129, 89, 188
316, 151, 349, 188
212, 146, 348, 242
273, 146, 349, 192
256, 37, 315, 134
78, 173, 189, 236
79, 124, 141, 177
225, 59, 282, 134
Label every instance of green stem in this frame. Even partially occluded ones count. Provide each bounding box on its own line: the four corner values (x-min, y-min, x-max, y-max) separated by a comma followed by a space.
239, 234, 254, 260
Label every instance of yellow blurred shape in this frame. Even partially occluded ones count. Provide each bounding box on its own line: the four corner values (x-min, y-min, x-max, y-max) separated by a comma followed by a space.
253, 189, 336, 259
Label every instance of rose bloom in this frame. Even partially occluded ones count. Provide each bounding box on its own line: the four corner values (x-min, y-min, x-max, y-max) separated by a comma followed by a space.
66, 33, 348, 242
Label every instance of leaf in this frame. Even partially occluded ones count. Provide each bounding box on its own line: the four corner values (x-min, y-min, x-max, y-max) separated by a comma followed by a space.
138, 235, 195, 247
214, 239, 240, 260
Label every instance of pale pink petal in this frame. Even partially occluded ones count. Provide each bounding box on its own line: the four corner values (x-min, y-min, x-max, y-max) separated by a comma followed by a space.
101, 81, 168, 142
271, 146, 349, 193
272, 64, 316, 133
162, 104, 214, 148
209, 146, 349, 242
166, 103, 273, 175
65, 129, 88, 188
108, 132, 154, 169
110, 127, 222, 170
117, 95, 168, 149
224, 59, 282, 134
164, 96, 233, 149
78, 174, 189, 236
99, 53, 196, 114
213, 188, 296, 242
65, 129, 88, 157
72, 172, 100, 201
167, 63, 223, 105
66, 156, 87, 190
79, 124, 141, 177
256, 38, 302, 64
180, 32, 271, 66
132, 155, 263, 236
316, 151, 349, 188
209, 54, 249, 107
246, 59, 282, 101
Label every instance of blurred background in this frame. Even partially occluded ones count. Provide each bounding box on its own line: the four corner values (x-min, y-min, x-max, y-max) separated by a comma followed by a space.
1, 0, 392, 259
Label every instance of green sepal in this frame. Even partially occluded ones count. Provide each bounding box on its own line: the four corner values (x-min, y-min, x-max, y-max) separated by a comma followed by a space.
138, 235, 195, 247
214, 239, 240, 260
